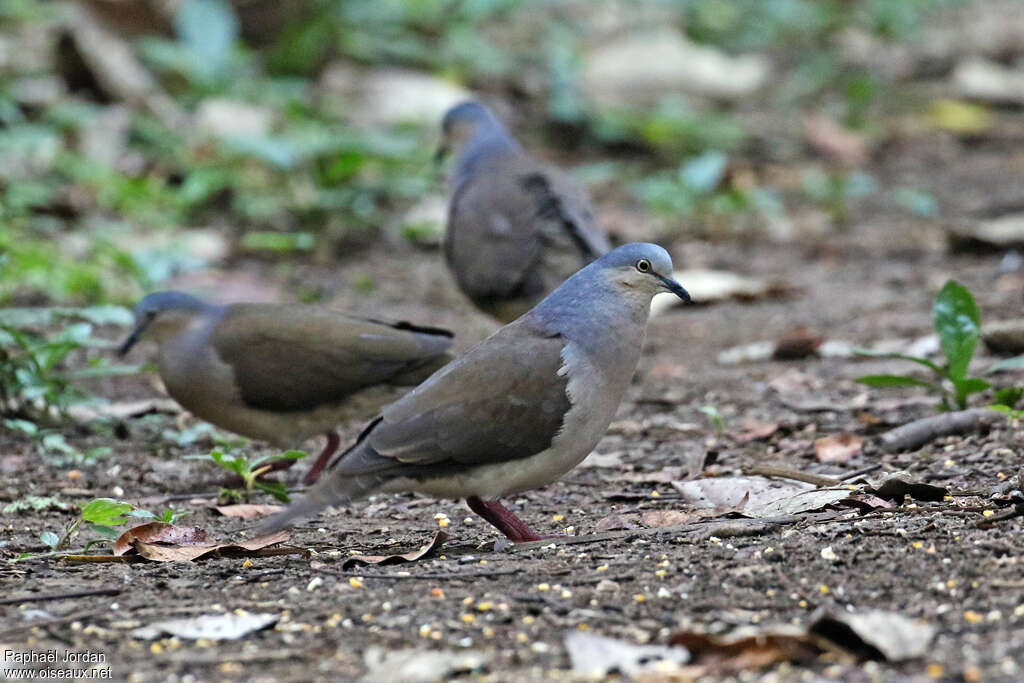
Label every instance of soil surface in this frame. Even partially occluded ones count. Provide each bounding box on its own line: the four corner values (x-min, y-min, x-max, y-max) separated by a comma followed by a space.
3, 131, 1024, 682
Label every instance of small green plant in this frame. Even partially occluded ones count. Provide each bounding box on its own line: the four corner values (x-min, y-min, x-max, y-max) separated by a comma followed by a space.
856, 280, 1012, 410
0, 307, 140, 422
29, 497, 187, 555
699, 405, 726, 437
187, 448, 308, 502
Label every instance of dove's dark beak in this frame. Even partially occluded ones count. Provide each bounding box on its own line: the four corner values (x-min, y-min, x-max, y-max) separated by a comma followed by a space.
658, 275, 691, 303
118, 322, 147, 357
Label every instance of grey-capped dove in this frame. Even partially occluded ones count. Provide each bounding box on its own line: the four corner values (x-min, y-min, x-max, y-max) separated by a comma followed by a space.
438, 101, 611, 322
261, 243, 690, 542
118, 292, 454, 484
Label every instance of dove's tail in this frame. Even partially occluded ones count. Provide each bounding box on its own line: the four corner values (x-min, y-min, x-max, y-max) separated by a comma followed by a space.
254, 470, 391, 534
257, 420, 405, 535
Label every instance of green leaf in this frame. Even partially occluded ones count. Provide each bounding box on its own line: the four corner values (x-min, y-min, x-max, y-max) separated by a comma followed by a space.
993, 386, 1024, 408
87, 524, 123, 540
851, 348, 944, 377
255, 479, 290, 503
987, 356, 1024, 375
39, 531, 59, 549
250, 450, 308, 470
933, 280, 980, 380
80, 498, 133, 526
855, 374, 939, 390
174, 0, 239, 82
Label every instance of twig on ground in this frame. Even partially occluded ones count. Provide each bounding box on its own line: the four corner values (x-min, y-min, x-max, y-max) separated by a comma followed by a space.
975, 503, 1024, 528
506, 516, 801, 552
330, 567, 521, 581
742, 464, 841, 487
879, 408, 1005, 453
0, 585, 121, 606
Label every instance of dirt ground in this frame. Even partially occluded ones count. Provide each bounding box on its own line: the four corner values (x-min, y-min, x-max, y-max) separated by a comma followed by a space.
3, 128, 1024, 681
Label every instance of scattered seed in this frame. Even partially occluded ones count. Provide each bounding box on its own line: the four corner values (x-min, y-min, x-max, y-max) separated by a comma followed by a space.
348, 577, 364, 589
522, 616, 535, 625
431, 588, 445, 599
596, 564, 609, 572
306, 577, 323, 592
536, 583, 550, 591
633, 594, 646, 603
552, 514, 564, 522
926, 664, 944, 678
964, 610, 983, 624
460, 613, 475, 624
241, 559, 253, 568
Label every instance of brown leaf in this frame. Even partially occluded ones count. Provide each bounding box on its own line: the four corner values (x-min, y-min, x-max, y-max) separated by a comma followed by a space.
733, 418, 779, 443
670, 627, 821, 675
113, 522, 215, 556
814, 433, 864, 463
135, 531, 289, 562
112, 522, 290, 562
594, 514, 641, 532
342, 531, 448, 569
214, 504, 285, 519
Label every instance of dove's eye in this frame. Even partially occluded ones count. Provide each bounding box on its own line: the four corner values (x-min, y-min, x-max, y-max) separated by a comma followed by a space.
635, 259, 651, 273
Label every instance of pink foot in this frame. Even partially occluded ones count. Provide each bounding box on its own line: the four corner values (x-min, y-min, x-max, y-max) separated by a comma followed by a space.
466, 496, 551, 543
302, 431, 341, 486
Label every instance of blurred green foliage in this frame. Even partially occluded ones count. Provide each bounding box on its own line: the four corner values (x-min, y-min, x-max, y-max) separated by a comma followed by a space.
0, 0, 963, 308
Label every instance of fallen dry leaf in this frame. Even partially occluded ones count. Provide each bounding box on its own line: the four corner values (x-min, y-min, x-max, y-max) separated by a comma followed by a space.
214, 504, 285, 519
111, 522, 291, 562
362, 646, 491, 683
131, 613, 278, 641
672, 477, 809, 511
342, 531, 448, 569
113, 522, 215, 556
565, 631, 689, 677
745, 488, 853, 518
809, 609, 936, 661
135, 531, 290, 562
814, 433, 865, 463
733, 418, 780, 443
669, 626, 821, 675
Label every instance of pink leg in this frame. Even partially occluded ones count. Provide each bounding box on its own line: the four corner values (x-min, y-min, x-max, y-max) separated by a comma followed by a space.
466, 496, 547, 543
302, 431, 341, 486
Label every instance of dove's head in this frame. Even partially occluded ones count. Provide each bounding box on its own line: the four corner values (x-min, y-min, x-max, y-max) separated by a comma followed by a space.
436, 101, 508, 162
592, 243, 690, 303
118, 291, 210, 356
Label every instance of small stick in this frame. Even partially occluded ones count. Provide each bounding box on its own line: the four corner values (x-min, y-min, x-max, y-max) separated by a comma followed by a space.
0, 585, 122, 606
742, 464, 841, 487
841, 464, 882, 480
330, 567, 521, 581
507, 516, 800, 552
879, 408, 1004, 453
975, 503, 1024, 528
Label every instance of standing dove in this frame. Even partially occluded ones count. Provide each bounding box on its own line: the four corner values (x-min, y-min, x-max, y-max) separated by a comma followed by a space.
263, 243, 690, 542
118, 292, 453, 484
438, 101, 611, 322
